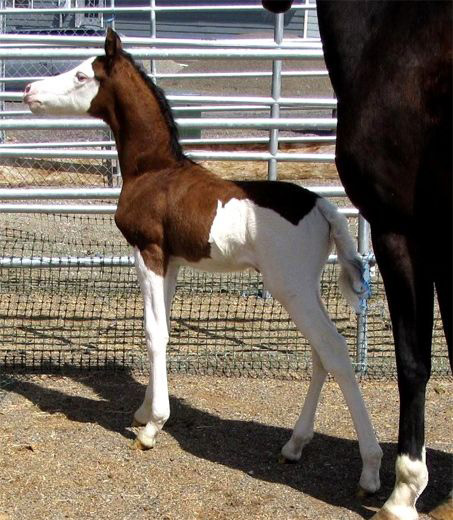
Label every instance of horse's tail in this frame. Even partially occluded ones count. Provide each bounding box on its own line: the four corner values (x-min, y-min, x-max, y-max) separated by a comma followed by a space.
316, 197, 367, 313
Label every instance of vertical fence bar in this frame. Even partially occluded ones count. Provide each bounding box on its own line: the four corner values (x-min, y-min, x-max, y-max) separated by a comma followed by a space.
356, 215, 370, 374
149, 0, 157, 81
303, 0, 310, 39
0, 0, 4, 145
109, 0, 115, 30
263, 11, 284, 300
267, 12, 284, 181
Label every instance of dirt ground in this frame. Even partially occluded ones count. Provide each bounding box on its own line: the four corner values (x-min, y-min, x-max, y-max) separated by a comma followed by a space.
0, 373, 451, 520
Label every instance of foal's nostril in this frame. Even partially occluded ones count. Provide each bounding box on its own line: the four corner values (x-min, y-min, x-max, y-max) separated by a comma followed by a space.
24, 83, 32, 95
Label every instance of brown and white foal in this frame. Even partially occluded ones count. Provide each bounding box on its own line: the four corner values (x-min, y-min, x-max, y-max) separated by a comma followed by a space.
24, 29, 382, 493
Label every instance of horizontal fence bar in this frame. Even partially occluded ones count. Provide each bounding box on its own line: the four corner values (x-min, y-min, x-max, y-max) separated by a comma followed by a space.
0, 118, 337, 130
1, 254, 343, 270
0, 204, 357, 215
0, 147, 335, 162
0, 136, 337, 148
0, 70, 329, 84
1, 94, 335, 108
0, 186, 347, 200
0, 4, 316, 15
0, 255, 134, 268
169, 95, 336, 107
157, 70, 329, 79
0, 34, 321, 49
0, 203, 116, 213
0, 188, 121, 199
0, 47, 324, 60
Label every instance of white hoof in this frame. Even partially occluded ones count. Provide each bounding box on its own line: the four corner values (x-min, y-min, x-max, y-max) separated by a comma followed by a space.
133, 429, 157, 450
359, 447, 382, 494
280, 434, 313, 462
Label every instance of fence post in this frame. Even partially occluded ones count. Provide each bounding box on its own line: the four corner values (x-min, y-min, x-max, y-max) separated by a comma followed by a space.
149, 0, 157, 81
356, 215, 370, 375
267, 12, 284, 181
0, 0, 4, 146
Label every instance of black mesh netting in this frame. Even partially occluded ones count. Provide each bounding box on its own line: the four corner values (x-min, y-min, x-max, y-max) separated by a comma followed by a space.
0, 213, 449, 377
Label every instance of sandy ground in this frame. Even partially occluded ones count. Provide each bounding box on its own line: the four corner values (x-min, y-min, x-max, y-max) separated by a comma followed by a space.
0, 373, 451, 520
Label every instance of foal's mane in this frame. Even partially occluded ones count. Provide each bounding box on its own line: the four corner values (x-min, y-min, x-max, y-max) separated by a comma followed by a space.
121, 51, 187, 163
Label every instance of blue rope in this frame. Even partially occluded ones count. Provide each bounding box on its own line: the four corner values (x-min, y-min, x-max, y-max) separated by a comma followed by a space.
359, 254, 373, 314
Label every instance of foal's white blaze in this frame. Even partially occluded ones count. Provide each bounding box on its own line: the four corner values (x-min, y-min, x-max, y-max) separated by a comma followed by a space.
24, 57, 99, 115
380, 449, 428, 520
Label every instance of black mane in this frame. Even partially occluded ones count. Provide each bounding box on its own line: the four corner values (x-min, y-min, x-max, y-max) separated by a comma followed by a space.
121, 51, 187, 162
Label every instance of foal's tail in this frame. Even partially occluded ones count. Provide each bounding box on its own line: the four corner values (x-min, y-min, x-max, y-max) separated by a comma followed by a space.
316, 198, 367, 313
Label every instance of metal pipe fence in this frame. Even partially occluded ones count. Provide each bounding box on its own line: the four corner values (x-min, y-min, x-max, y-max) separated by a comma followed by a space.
0, 2, 448, 378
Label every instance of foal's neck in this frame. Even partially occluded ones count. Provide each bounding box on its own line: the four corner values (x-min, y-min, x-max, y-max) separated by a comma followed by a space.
103, 64, 183, 180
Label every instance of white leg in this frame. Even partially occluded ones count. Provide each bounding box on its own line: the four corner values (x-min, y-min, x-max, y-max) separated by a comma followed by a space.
164, 262, 179, 331
132, 249, 174, 449
281, 349, 327, 461
272, 282, 382, 493
372, 450, 428, 520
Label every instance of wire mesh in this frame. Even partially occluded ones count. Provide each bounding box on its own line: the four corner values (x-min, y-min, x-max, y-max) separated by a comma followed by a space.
2, 212, 448, 378
364, 268, 449, 378
0, 212, 359, 377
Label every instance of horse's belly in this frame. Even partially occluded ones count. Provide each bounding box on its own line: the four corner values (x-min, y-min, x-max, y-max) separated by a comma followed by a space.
174, 198, 257, 273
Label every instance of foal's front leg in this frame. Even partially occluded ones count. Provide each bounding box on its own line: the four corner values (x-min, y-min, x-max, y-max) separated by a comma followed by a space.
132, 248, 173, 449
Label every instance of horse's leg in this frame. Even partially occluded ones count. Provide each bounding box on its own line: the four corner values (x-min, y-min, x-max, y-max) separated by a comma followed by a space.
133, 262, 179, 429
131, 248, 175, 449
164, 262, 179, 331
370, 231, 433, 520
431, 253, 453, 520
266, 276, 382, 493
281, 348, 327, 461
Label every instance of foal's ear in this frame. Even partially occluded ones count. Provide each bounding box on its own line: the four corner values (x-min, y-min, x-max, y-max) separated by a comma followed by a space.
105, 27, 122, 59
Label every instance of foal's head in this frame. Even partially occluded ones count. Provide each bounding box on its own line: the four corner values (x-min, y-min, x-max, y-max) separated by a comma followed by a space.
24, 28, 185, 164
24, 29, 126, 117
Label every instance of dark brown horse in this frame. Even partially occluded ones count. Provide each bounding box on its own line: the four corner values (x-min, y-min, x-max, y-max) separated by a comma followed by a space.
263, 1, 452, 519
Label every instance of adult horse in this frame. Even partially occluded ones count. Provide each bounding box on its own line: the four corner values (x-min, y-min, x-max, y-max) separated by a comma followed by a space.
262, 1, 452, 519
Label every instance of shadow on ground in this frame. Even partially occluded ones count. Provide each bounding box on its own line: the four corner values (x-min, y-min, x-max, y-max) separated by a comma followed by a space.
3, 370, 452, 519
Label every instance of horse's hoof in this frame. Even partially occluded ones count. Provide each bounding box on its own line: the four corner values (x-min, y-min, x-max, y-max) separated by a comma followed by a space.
356, 485, 377, 499
277, 454, 297, 464
430, 495, 453, 520
130, 437, 154, 451
130, 438, 147, 451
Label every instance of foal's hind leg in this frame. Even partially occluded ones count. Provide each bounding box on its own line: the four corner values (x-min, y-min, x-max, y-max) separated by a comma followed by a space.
275, 285, 382, 493
281, 349, 327, 461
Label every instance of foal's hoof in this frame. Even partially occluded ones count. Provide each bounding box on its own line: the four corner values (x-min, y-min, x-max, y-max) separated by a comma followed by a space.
277, 454, 297, 464
356, 485, 376, 499
130, 437, 154, 451
430, 495, 453, 520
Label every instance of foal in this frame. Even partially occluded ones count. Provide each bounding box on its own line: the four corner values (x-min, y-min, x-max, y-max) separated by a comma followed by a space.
24, 29, 382, 493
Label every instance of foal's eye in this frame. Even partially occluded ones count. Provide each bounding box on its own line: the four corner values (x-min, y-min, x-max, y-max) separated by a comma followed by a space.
76, 72, 88, 83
